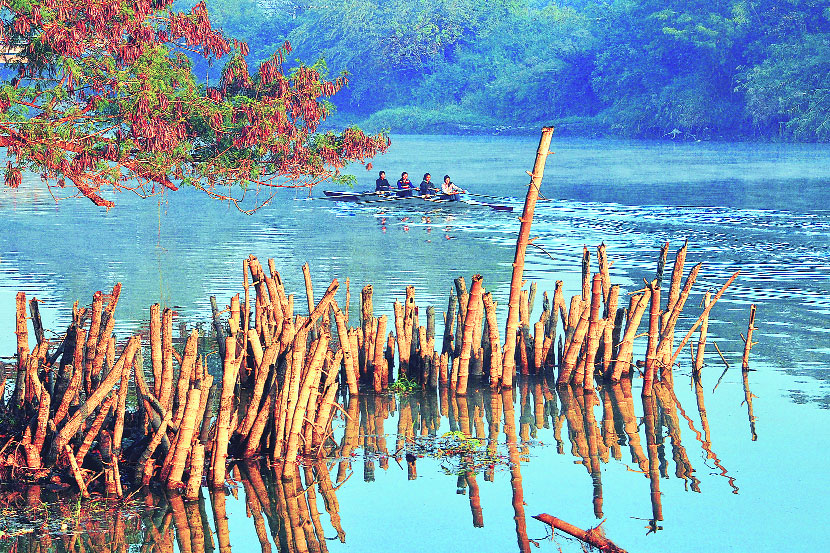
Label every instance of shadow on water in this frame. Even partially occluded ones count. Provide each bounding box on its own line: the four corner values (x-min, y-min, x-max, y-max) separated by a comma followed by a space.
0, 374, 754, 552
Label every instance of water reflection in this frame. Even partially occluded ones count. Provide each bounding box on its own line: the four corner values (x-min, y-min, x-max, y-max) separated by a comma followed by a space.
5, 369, 762, 552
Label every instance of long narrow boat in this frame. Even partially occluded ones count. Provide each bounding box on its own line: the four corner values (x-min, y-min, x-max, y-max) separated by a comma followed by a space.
322, 190, 513, 212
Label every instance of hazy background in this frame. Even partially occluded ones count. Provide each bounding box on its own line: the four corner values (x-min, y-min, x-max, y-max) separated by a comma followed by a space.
178, 0, 830, 141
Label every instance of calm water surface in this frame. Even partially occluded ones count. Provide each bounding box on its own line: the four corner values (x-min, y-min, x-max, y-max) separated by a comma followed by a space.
0, 135, 828, 552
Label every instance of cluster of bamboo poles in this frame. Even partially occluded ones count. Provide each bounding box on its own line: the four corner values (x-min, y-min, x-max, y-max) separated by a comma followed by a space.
378, 240, 740, 402
1, 285, 138, 496
0, 237, 749, 498
0, 254, 350, 496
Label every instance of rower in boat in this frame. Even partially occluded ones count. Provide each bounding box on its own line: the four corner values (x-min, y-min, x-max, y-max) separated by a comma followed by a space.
396, 172, 415, 197
441, 175, 465, 201
419, 173, 439, 196
375, 170, 391, 192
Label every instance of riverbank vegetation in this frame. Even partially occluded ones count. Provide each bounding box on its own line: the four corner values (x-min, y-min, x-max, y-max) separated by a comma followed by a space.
199, 0, 830, 141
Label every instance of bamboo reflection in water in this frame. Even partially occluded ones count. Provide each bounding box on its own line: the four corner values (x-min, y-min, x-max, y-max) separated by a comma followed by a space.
373, 395, 389, 470
303, 465, 329, 553
170, 493, 193, 553
609, 379, 648, 473
456, 391, 471, 437
336, 397, 359, 484
485, 386, 502, 482
209, 488, 232, 553
466, 470, 484, 528
360, 394, 377, 482
503, 387, 532, 553
241, 469, 272, 553
1, 365, 752, 553
580, 390, 605, 518
600, 385, 622, 461
518, 379, 532, 443
742, 369, 758, 441
557, 385, 590, 471
687, 376, 739, 493
315, 460, 347, 542
642, 393, 664, 532
653, 382, 700, 492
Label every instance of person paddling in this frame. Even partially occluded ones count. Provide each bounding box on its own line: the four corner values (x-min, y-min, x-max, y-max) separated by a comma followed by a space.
441, 175, 464, 201
375, 170, 391, 192
396, 172, 415, 197
419, 173, 439, 196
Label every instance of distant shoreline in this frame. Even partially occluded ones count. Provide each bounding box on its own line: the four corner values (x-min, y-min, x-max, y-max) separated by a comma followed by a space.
325, 111, 823, 143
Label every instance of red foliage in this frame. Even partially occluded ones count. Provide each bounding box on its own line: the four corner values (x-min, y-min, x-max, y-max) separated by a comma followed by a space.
0, 0, 388, 210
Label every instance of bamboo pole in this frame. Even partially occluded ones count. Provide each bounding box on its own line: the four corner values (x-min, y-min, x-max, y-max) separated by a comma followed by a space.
51, 335, 139, 461
482, 293, 503, 389
138, 410, 172, 486
442, 292, 457, 357
75, 395, 115, 467
666, 271, 740, 369
457, 275, 484, 395
742, 304, 757, 370
499, 126, 553, 381
283, 335, 327, 474
372, 316, 387, 392
173, 330, 199, 426
601, 285, 619, 375
13, 292, 29, 409
581, 247, 591, 301
666, 241, 688, 321
583, 274, 604, 391
65, 444, 90, 498
558, 303, 589, 386
693, 292, 712, 374
54, 330, 85, 426
237, 336, 278, 437
210, 296, 227, 361
642, 279, 661, 397
333, 305, 357, 396
344, 277, 350, 324
361, 285, 373, 375
167, 385, 203, 488
160, 308, 175, 412
211, 337, 240, 488
113, 337, 138, 455
608, 291, 650, 381
83, 291, 103, 394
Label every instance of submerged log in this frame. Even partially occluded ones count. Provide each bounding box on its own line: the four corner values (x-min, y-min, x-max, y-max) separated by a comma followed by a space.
533, 514, 627, 553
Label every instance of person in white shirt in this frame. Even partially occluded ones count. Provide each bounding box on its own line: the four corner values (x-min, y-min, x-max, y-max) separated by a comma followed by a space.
441, 175, 464, 200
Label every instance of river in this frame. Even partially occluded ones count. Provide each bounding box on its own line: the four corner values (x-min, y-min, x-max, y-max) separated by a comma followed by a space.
0, 134, 828, 552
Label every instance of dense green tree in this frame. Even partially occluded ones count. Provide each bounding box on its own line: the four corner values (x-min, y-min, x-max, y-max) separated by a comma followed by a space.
188, 0, 830, 141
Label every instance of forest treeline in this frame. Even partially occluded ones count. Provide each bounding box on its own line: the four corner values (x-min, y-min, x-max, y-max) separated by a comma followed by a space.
192, 0, 830, 141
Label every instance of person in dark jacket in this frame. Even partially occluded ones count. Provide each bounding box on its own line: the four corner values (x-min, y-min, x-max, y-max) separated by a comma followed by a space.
396, 171, 415, 197
419, 173, 438, 195
375, 170, 391, 192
